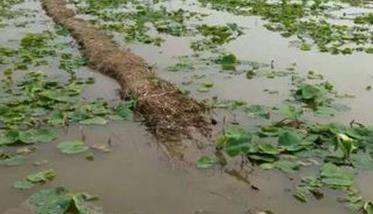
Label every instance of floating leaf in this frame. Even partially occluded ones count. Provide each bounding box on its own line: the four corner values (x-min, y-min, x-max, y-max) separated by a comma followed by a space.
248, 154, 277, 163
245, 105, 270, 119
278, 131, 307, 152
364, 202, 373, 214
28, 187, 102, 214
19, 131, 36, 144
314, 106, 337, 117
293, 187, 308, 202
27, 169, 56, 183
274, 160, 300, 173
218, 130, 252, 157
351, 153, 373, 170
258, 144, 279, 155
40, 90, 77, 103
217, 53, 238, 70
279, 104, 302, 119
48, 111, 65, 125
57, 140, 89, 154
196, 155, 218, 169
28, 187, 75, 214
72, 193, 102, 213
0, 130, 21, 145
260, 163, 274, 170
336, 133, 356, 160
298, 84, 324, 100
300, 43, 311, 51
115, 101, 134, 119
13, 180, 34, 190
17, 129, 57, 144
33, 129, 58, 143
320, 163, 354, 188
259, 125, 283, 137
295, 84, 327, 108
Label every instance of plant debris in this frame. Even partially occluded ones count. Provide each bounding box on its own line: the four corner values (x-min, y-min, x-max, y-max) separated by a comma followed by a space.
41, 0, 211, 147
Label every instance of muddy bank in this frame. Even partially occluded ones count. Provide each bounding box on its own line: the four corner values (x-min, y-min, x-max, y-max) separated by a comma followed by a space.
40, 0, 211, 152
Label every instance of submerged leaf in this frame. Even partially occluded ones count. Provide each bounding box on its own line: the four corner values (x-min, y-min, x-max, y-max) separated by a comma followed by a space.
79, 117, 107, 125
245, 105, 270, 119
0, 155, 26, 166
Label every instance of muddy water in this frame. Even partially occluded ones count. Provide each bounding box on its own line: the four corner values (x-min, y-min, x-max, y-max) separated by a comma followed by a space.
120, 0, 373, 213
1, 0, 373, 214
0, 1, 278, 213
128, 1, 373, 123
0, 120, 350, 214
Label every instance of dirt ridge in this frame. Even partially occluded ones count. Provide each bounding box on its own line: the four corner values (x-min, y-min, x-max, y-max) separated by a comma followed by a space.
40, 0, 211, 155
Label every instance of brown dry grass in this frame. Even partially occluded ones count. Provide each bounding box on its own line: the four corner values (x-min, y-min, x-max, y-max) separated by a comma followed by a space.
41, 0, 211, 156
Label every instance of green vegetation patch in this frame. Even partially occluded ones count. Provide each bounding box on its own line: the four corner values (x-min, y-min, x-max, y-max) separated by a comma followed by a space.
0, 32, 134, 169
70, 0, 204, 46
0, 0, 26, 27
57, 140, 89, 154
198, 0, 373, 54
354, 13, 373, 25
28, 187, 102, 214
0, 32, 87, 73
191, 24, 244, 51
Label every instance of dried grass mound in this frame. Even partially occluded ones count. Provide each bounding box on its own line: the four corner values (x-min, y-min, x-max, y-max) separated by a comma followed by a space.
41, 0, 211, 144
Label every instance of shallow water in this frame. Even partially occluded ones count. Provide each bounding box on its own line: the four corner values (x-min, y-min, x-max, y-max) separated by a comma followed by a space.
0, 121, 350, 214
124, 0, 373, 213
127, 1, 373, 124
0, 0, 373, 213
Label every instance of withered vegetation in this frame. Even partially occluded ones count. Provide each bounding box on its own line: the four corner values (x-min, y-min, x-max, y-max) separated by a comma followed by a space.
41, 0, 211, 149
